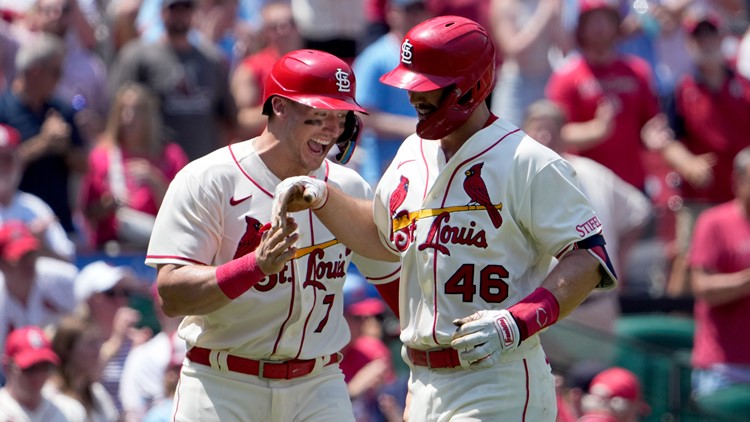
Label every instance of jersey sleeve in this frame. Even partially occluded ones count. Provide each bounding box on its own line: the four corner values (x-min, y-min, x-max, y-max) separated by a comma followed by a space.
520, 159, 617, 289
329, 163, 402, 283
372, 171, 403, 256
350, 253, 400, 285
145, 168, 223, 267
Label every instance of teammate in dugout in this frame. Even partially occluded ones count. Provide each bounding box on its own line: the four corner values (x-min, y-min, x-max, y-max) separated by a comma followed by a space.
144, 49, 401, 421
273, 16, 618, 421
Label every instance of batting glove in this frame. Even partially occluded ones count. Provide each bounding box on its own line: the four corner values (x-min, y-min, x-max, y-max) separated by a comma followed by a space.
271, 176, 329, 228
450, 309, 520, 369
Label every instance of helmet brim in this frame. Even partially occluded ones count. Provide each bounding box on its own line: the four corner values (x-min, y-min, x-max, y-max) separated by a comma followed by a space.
290, 95, 368, 114
380, 66, 456, 92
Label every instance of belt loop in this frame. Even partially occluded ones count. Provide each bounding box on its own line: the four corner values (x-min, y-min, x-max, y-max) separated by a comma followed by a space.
258, 360, 266, 379
425, 350, 432, 370
208, 349, 220, 371
216, 350, 229, 372
312, 355, 325, 373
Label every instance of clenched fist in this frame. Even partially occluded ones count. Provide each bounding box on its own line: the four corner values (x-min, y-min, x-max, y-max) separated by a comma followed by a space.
271, 176, 328, 228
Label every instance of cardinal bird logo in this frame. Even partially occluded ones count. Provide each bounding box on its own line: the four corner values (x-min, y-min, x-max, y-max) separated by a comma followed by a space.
389, 175, 409, 217
463, 162, 502, 229
233, 216, 263, 259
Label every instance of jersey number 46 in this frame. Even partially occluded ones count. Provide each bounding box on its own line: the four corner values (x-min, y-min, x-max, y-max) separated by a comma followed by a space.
445, 264, 509, 303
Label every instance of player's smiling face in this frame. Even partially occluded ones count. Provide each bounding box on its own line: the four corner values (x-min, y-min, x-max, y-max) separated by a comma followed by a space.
407, 87, 447, 121
283, 100, 346, 171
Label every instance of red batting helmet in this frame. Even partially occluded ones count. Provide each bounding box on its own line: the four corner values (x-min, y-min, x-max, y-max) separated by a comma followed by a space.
262, 49, 366, 115
379, 15, 495, 140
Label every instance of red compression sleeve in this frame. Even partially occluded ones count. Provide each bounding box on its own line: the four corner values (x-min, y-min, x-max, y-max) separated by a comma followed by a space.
215, 252, 266, 299
374, 279, 400, 318
507, 287, 560, 341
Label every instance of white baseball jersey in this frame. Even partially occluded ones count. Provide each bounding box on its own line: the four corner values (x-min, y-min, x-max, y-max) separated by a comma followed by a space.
373, 118, 617, 350
146, 140, 400, 360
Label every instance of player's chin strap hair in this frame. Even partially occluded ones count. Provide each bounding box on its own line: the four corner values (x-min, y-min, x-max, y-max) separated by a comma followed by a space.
334, 112, 361, 165
451, 233, 616, 369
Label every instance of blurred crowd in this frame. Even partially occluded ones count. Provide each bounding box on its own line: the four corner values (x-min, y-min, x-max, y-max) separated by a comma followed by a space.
1, 0, 750, 421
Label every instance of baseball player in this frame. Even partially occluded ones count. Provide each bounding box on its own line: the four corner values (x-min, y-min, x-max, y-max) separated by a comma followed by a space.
273, 16, 618, 421
145, 49, 400, 421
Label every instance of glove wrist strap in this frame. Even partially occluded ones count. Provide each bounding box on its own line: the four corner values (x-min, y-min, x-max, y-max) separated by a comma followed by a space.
215, 252, 267, 299
507, 287, 560, 341
311, 182, 329, 210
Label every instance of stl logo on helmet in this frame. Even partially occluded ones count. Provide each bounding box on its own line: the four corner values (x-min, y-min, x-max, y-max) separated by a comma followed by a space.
401, 39, 413, 64
335, 68, 351, 92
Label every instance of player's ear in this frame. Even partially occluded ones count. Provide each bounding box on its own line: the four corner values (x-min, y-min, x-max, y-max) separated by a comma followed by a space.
270, 96, 288, 117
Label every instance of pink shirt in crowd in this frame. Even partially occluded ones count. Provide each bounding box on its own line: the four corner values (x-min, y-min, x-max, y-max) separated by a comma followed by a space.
79, 143, 188, 247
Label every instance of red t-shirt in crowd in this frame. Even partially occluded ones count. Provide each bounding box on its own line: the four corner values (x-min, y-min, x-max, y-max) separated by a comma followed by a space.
238, 46, 281, 108
672, 69, 750, 204
339, 335, 395, 384
547, 54, 661, 190
689, 200, 750, 367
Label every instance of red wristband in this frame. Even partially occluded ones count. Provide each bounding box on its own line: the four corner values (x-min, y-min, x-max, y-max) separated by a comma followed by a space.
507, 287, 560, 341
215, 252, 266, 299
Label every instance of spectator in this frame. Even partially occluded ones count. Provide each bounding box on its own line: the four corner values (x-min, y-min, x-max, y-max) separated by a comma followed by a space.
140, 359, 182, 422
490, 0, 573, 126
119, 284, 185, 422
291, 0, 365, 62
73, 260, 152, 413
109, 0, 237, 161
523, 99, 651, 298
0, 221, 79, 371
351, 0, 429, 185
0, 326, 81, 421
428, 0, 493, 38
688, 146, 750, 398
0, 33, 87, 234
617, 0, 693, 108
556, 360, 609, 422
46, 314, 119, 421
231, 0, 302, 140
79, 82, 188, 251
0, 17, 20, 92
663, 11, 750, 297
362, 0, 388, 49
135, 0, 263, 53
546, 0, 664, 192
341, 293, 398, 422
21, 0, 109, 144
0, 123, 75, 262
191, 0, 249, 65
579, 366, 650, 422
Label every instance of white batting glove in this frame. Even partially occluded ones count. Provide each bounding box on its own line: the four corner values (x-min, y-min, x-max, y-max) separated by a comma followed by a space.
271, 176, 329, 228
450, 309, 520, 369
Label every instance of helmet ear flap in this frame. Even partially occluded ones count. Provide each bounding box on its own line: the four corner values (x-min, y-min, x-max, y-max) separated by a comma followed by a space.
334, 112, 361, 165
